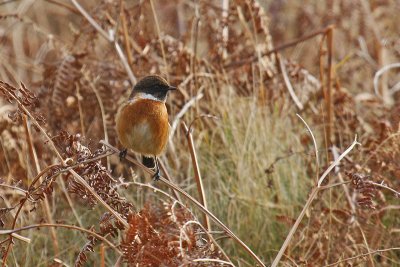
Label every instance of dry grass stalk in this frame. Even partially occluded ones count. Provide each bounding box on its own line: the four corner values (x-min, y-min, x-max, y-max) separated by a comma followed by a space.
22, 115, 60, 254
0, 223, 121, 254
182, 122, 210, 231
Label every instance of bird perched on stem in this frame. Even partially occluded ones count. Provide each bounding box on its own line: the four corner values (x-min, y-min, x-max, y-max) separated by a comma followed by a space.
116, 75, 176, 180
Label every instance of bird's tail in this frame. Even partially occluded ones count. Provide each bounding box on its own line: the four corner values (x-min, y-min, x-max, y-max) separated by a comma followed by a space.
142, 156, 155, 169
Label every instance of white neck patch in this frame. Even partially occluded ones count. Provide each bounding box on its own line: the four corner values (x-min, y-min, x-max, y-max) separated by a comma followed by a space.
130, 92, 165, 103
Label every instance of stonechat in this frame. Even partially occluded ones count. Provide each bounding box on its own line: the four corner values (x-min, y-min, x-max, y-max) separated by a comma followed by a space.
116, 75, 176, 180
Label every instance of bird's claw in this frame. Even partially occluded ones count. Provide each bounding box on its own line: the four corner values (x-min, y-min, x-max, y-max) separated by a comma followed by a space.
152, 169, 161, 181
119, 149, 127, 161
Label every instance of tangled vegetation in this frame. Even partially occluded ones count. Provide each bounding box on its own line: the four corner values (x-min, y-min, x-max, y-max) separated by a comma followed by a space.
0, 0, 399, 266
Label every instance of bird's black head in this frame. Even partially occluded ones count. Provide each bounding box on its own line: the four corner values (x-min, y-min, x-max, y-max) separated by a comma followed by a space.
130, 75, 176, 101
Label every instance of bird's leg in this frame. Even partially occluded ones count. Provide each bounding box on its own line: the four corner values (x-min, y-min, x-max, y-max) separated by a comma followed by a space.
152, 156, 161, 181
119, 148, 128, 160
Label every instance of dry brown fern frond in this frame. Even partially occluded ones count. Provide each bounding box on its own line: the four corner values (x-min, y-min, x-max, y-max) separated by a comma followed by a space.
349, 172, 379, 210
120, 201, 225, 266
75, 231, 97, 267
56, 133, 134, 217
75, 212, 121, 267
51, 54, 83, 116
0, 81, 42, 125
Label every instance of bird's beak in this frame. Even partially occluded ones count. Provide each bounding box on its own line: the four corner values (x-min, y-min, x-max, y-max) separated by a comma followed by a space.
168, 86, 177, 91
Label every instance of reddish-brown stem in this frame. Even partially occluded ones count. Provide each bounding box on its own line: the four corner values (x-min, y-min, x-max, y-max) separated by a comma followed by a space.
224, 25, 335, 69
325, 25, 334, 148
120, 2, 133, 68
182, 122, 210, 231
100, 243, 105, 267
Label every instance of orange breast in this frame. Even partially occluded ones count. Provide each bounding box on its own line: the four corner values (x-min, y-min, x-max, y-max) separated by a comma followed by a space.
116, 98, 170, 156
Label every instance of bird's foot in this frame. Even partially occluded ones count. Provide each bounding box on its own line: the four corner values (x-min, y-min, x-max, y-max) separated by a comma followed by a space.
119, 148, 127, 161
152, 168, 161, 181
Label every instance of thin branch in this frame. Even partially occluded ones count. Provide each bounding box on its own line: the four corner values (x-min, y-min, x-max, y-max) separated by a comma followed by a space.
71, 0, 109, 39
318, 136, 360, 187
10, 233, 30, 244
192, 258, 234, 266
149, 0, 168, 79
170, 92, 204, 140
279, 55, 304, 110
367, 181, 400, 197
296, 114, 319, 182
0, 224, 121, 255
70, 0, 110, 40
318, 180, 351, 190
53, 258, 71, 267
114, 41, 137, 85
224, 25, 335, 69
0, 184, 27, 195
323, 247, 400, 267
373, 59, 400, 98
119, 2, 133, 67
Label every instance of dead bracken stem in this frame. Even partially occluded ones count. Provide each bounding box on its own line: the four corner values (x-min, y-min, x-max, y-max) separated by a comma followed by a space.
149, 0, 169, 80
225, 24, 335, 69
182, 122, 211, 231
279, 55, 304, 110
325, 25, 335, 148
296, 114, 320, 182
119, 2, 133, 68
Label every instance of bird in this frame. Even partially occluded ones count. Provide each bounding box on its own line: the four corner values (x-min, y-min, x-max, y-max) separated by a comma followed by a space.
116, 75, 176, 180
